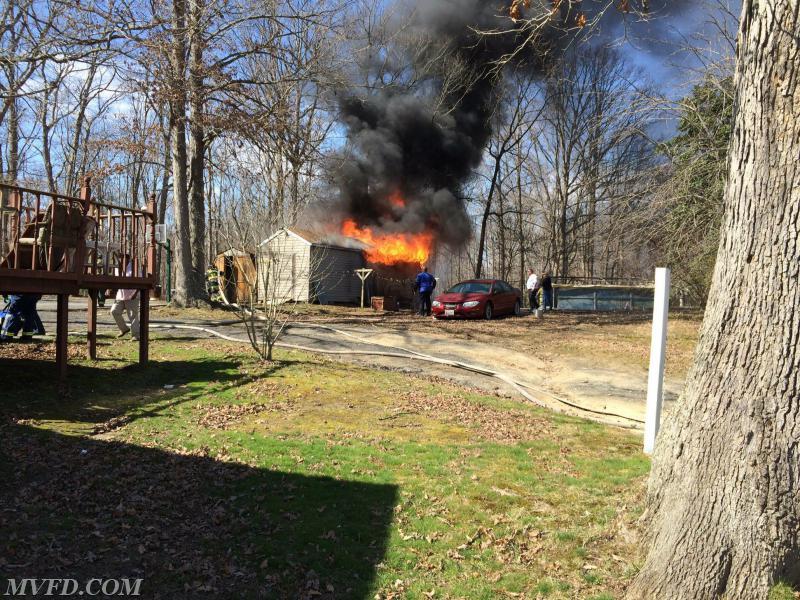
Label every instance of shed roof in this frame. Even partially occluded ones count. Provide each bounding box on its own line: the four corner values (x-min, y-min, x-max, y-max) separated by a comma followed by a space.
215, 248, 251, 258
259, 227, 368, 252
288, 227, 328, 244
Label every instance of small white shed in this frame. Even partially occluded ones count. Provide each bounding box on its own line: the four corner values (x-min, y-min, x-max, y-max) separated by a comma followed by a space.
257, 228, 366, 304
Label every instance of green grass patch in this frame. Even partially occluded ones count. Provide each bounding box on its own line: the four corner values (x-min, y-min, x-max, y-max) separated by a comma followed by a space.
769, 583, 798, 600
1, 336, 650, 599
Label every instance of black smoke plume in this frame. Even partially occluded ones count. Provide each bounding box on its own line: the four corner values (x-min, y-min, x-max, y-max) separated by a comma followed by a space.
332, 0, 694, 247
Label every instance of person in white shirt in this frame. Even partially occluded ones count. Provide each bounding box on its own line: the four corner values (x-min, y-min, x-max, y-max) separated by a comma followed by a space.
110, 255, 140, 340
525, 268, 540, 312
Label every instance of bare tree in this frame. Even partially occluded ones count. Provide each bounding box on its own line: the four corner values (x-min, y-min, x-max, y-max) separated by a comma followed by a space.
0, 0, 62, 181
474, 73, 543, 278
519, 47, 657, 280
215, 184, 329, 362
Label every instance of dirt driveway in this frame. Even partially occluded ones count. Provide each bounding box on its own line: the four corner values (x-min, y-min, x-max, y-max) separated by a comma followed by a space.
21, 300, 702, 429
280, 308, 701, 428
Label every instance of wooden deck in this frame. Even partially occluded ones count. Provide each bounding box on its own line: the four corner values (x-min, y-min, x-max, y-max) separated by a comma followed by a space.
0, 178, 157, 379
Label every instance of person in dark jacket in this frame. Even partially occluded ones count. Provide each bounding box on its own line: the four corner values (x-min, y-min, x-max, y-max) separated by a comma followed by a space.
414, 266, 437, 317
0, 294, 45, 342
541, 272, 553, 310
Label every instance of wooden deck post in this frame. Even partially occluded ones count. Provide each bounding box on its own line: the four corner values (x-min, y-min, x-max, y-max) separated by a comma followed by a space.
146, 194, 157, 282
79, 176, 92, 208
139, 193, 156, 366
139, 290, 149, 364
74, 176, 92, 276
1, 180, 157, 380
87, 289, 97, 360
56, 294, 69, 380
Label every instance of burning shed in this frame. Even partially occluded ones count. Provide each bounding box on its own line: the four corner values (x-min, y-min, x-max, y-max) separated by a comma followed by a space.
337, 217, 436, 308
257, 228, 366, 304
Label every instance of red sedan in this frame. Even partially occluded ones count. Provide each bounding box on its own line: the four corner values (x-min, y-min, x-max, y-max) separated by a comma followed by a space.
431, 279, 522, 320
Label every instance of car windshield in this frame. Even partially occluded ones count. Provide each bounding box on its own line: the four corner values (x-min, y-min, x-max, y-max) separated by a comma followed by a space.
446, 282, 491, 294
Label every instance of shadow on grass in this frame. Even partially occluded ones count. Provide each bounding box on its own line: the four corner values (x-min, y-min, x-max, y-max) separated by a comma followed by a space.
0, 347, 289, 429
0, 421, 397, 599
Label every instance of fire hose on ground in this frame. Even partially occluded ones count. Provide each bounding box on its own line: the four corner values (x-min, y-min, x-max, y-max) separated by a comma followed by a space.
150, 318, 646, 429
46, 315, 645, 429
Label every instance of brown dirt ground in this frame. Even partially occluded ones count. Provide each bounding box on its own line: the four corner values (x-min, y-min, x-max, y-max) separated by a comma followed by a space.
147, 304, 703, 424
151, 304, 702, 379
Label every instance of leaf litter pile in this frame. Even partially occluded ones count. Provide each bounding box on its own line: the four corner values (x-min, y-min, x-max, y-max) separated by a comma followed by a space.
0, 340, 85, 361
393, 387, 555, 443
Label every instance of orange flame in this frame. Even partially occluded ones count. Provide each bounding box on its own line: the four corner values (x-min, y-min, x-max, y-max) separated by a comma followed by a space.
342, 219, 433, 266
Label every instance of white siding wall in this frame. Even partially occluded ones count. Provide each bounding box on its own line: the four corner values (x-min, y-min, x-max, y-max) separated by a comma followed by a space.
257, 231, 311, 302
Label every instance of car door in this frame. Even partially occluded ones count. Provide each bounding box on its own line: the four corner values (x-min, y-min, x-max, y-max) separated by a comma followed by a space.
501, 280, 519, 314
491, 281, 512, 314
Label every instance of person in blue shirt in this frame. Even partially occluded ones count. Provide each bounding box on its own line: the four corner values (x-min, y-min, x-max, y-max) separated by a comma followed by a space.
414, 266, 436, 317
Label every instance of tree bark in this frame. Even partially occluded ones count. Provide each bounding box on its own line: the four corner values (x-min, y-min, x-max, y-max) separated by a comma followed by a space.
6, 96, 19, 182
628, 1, 800, 597
2, 1, 20, 183
40, 81, 56, 193
187, 0, 207, 301
169, 0, 194, 307
154, 123, 171, 290
65, 62, 98, 195
515, 151, 526, 292
498, 186, 507, 280
475, 152, 502, 278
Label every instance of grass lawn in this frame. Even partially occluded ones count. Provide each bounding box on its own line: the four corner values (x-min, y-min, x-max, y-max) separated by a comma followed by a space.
1, 337, 650, 599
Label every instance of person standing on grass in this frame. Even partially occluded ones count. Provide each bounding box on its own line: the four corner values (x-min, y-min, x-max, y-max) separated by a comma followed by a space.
415, 266, 436, 317
525, 268, 540, 312
541, 271, 553, 310
110, 255, 140, 340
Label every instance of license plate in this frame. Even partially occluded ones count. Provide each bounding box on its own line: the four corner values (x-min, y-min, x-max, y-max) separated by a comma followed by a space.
445, 309, 455, 316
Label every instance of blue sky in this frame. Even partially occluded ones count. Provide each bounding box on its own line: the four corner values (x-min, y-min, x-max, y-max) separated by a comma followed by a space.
615, 0, 741, 95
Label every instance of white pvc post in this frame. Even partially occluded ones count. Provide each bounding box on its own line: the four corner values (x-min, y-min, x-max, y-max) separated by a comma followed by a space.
644, 267, 670, 455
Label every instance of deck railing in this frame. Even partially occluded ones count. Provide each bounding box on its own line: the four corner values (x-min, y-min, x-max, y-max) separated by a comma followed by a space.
0, 177, 156, 288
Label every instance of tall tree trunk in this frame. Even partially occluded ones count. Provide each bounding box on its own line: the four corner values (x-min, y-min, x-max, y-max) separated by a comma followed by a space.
170, 114, 193, 306
583, 166, 598, 278
628, 1, 800, 598
41, 145, 55, 193
558, 194, 568, 278
154, 127, 171, 293
516, 153, 526, 292
187, 0, 207, 301
475, 153, 502, 278
40, 88, 56, 193
498, 191, 507, 280
6, 97, 19, 182
290, 160, 300, 224
65, 62, 98, 195
169, 0, 194, 307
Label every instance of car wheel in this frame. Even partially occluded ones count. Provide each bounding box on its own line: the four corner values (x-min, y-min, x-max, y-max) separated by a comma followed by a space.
484, 302, 493, 320
513, 300, 521, 316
